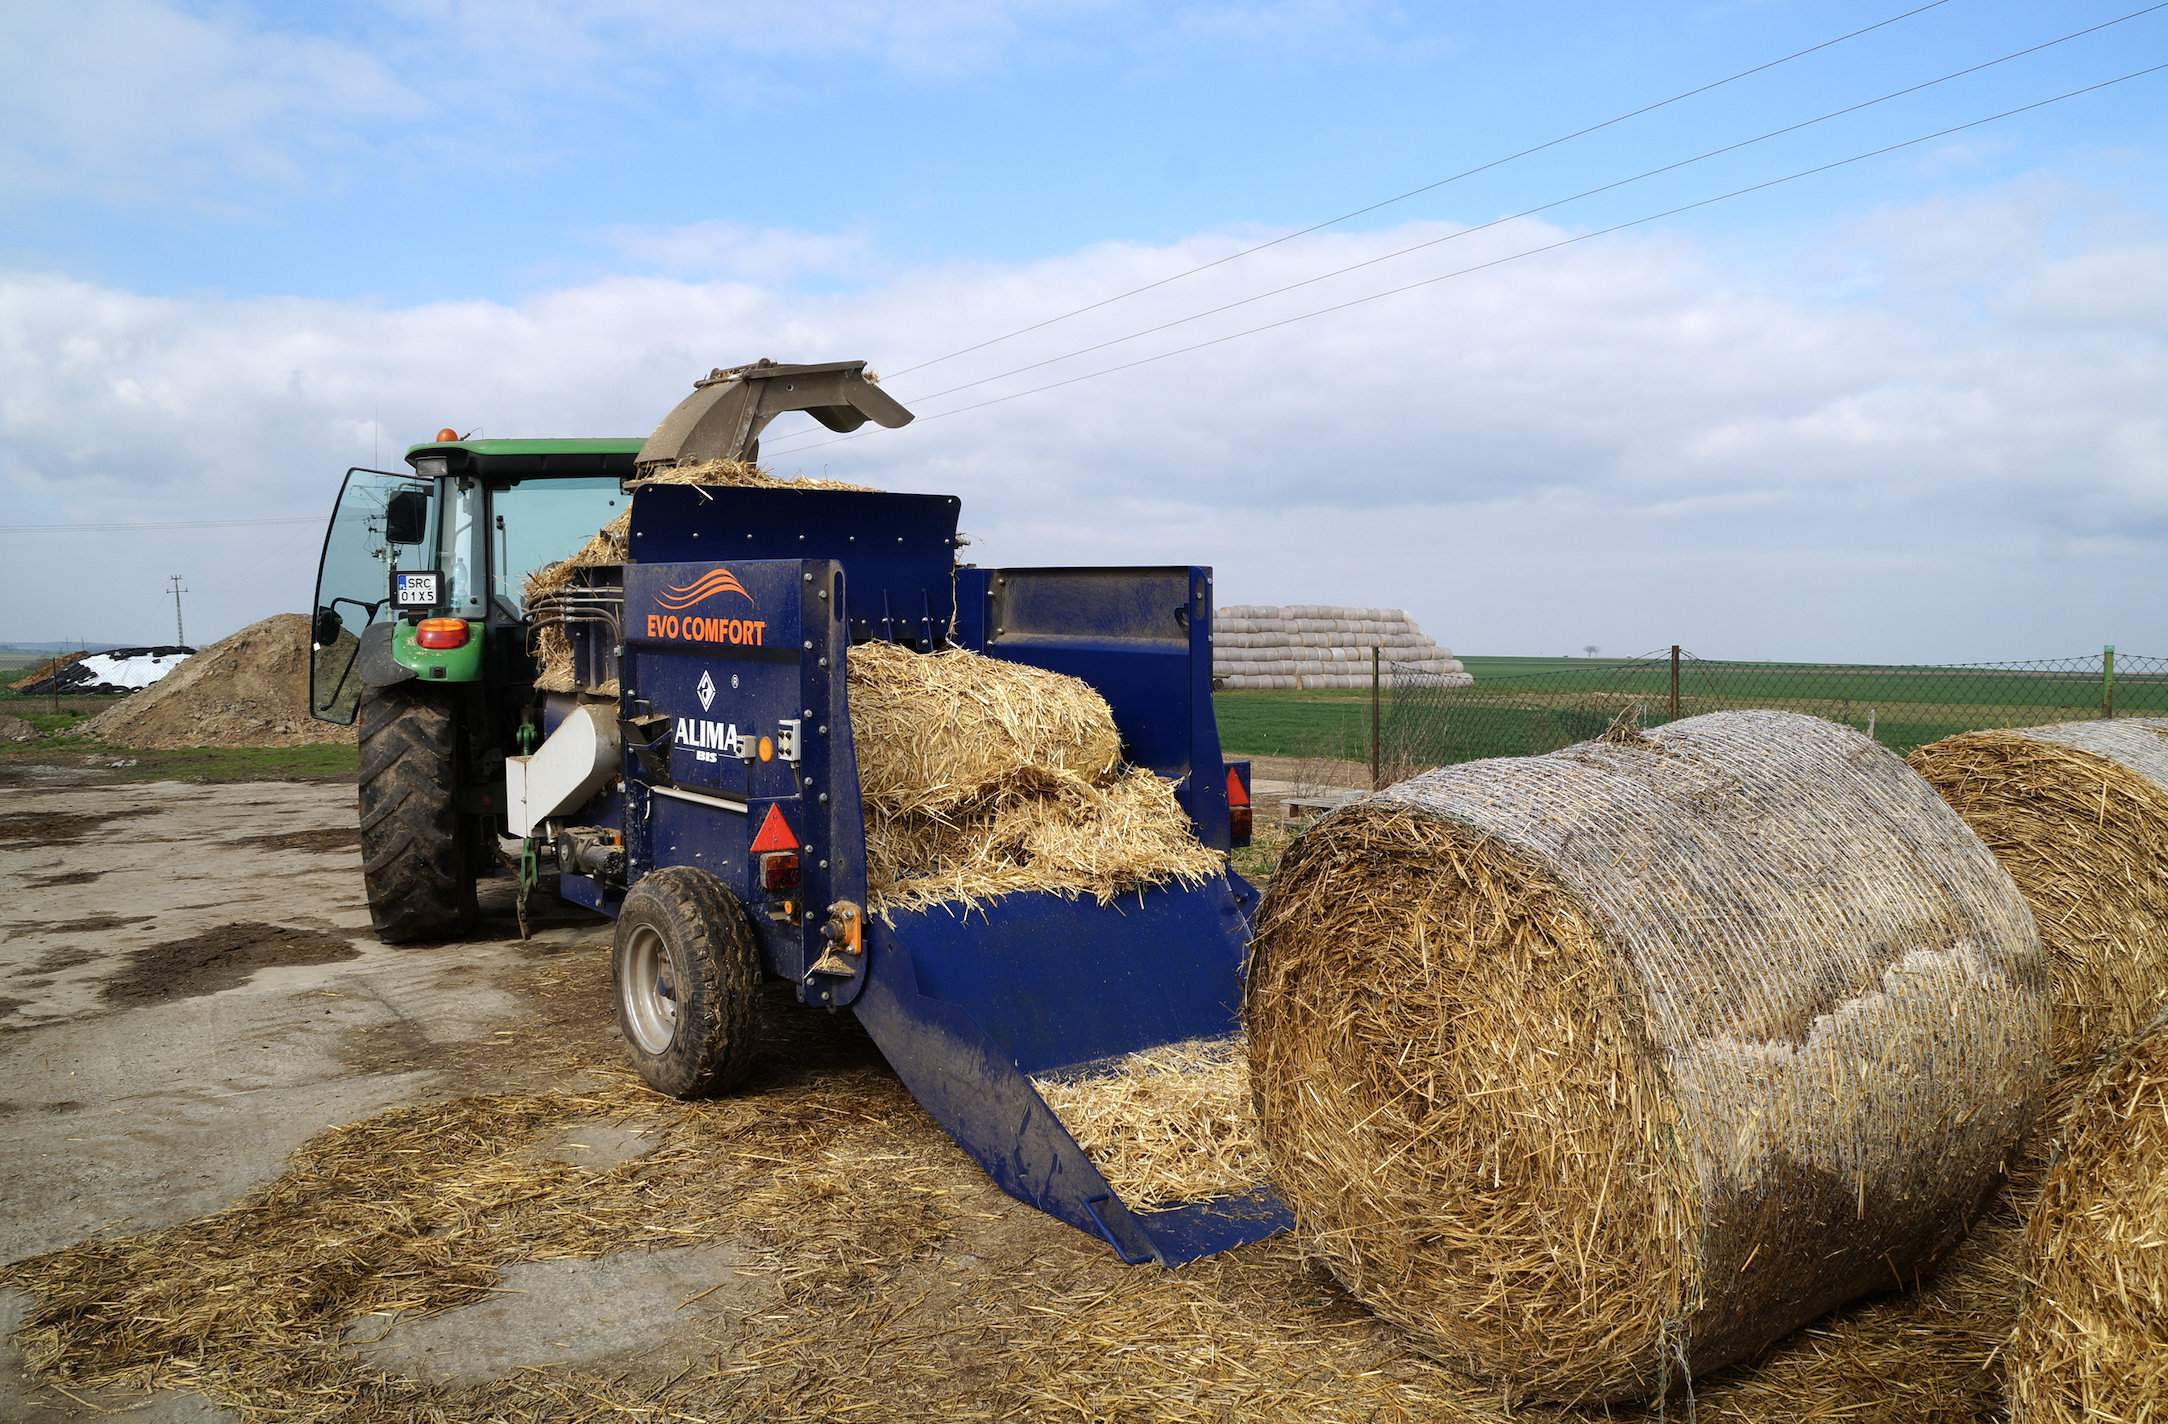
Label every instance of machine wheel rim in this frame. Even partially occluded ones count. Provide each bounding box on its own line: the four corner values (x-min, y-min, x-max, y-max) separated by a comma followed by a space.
621, 924, 679, 1055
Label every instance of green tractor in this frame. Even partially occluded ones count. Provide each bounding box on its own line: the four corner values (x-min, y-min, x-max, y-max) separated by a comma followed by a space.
307, 360, 909, 942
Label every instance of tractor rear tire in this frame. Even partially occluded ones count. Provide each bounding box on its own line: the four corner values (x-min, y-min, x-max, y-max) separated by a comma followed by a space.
613, 868, 761, 1098
357, 681, 478, 944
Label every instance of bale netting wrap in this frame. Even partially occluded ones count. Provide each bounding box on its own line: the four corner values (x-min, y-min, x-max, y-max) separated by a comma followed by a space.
1909, 718, 2168, 1102
1247, 710, 2049, 1404
2007, 1008, 2168, 1424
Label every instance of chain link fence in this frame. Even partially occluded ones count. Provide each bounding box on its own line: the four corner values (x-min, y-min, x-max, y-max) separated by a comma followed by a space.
1381, 648, 2168, 781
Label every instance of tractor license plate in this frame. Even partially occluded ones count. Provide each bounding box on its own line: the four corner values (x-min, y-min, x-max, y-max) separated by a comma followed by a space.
394, 571, 442, 608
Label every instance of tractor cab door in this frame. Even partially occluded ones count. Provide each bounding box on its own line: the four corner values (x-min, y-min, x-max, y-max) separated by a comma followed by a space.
310, 466, 439, 724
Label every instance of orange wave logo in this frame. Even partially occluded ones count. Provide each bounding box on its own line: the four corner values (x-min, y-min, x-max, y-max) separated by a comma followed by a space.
656, 569, 754, 610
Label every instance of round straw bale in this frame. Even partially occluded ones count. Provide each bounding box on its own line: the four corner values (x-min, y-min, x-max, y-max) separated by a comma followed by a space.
2007, 1009, 2168, 1423
1909, 719, 2168, 1102
846, 641, 1122, 822
1247, 710, 2048, 1404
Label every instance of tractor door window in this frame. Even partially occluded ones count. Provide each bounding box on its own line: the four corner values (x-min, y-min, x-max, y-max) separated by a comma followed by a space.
310, 467, 439, 724
488, 477, 627, 611
440, 478, 489, 620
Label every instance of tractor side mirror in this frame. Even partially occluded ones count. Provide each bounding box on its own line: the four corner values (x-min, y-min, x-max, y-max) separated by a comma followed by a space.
384, 487, 429, 545
313, 607, 345, 648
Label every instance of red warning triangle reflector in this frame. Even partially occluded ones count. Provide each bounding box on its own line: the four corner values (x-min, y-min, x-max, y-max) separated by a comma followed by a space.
1225, 767, 1250, 807
749, 803, 799, 855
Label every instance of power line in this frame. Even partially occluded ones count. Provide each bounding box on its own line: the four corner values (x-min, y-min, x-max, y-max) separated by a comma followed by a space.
768, 62, 2168, 455
884, 0, 1958, 379
828, 5, 2167, 422
0, 515, 321, 533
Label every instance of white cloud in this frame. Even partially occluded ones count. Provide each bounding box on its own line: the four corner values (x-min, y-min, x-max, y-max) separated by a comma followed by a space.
3, 193, 2164, 659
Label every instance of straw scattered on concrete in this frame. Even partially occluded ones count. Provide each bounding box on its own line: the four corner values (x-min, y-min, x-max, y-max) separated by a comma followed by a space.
2, 975, 975, 1423
2007, 1009, 2168, 1424
1909, 718, 2168, 1104
1033, 1036, 1266, 1208
1248, 710, 2049, 1404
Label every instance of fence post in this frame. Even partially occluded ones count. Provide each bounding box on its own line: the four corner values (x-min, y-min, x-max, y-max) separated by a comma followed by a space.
2104, 644, 2116, 718
1668, 645, 1681, 722
1370, 646, 1382, 790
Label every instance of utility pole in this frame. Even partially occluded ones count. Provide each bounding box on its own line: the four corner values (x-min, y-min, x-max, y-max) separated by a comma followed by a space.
166, 575, 188, 645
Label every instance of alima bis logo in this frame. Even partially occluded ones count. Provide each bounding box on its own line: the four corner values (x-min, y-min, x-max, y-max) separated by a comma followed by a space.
647, 568, 766, 647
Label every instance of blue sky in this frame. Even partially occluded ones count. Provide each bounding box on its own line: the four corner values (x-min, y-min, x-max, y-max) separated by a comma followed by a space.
3, 0, 2165, 658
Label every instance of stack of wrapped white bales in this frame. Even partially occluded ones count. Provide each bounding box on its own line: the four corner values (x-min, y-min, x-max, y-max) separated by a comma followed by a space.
1213, 604, 1471, 690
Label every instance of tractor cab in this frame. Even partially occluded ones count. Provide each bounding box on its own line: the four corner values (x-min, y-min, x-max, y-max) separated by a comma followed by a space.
309, 438, 641, 724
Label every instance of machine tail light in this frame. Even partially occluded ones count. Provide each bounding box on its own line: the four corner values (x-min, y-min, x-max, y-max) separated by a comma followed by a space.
761, 852, 801, 893
415, 618, 468, 649
1225, 765, 1252, 847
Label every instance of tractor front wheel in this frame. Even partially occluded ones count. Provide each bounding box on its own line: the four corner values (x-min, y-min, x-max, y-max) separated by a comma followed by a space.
613, 868, 761, 1098
357, 681, 478, 943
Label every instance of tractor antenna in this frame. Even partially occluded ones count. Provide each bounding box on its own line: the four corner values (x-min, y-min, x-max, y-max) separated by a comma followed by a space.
166, 574, 188, 645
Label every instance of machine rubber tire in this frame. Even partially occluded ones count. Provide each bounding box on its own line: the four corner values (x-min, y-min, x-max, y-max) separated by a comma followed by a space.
357, 681, 478, 944
612, 868, 761, 1099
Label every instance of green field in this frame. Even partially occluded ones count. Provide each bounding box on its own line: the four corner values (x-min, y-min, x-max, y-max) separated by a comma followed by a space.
1212, 689, 1378, 759
0, 705, 357, 783
1218, 653, 2166, 766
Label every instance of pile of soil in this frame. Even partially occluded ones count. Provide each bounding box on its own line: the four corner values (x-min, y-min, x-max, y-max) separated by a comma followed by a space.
9, 650, 87, 692
74, 614, 354, 749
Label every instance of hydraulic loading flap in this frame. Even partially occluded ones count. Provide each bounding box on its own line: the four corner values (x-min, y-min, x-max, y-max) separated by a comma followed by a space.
849, 873, 1290, 1265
